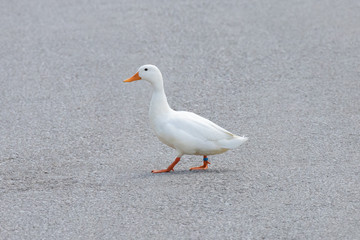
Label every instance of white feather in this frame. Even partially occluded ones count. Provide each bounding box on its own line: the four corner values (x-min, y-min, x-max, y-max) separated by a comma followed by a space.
128, 64, 248, 157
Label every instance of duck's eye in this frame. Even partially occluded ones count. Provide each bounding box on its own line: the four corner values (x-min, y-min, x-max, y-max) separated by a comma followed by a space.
144, 68, 148, 71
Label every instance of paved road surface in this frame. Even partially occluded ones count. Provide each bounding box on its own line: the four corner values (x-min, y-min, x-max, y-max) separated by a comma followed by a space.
1, 0, 359, 239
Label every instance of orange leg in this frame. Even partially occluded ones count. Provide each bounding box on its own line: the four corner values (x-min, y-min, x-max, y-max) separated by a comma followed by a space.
189, 156, 211, 171
152, 157, 181, 173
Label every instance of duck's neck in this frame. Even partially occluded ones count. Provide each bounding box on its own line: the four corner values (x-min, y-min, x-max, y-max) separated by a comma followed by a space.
149, 80, 173, 118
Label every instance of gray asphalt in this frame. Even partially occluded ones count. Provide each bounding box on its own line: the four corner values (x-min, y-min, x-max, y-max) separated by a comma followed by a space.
1, 0, 360, 239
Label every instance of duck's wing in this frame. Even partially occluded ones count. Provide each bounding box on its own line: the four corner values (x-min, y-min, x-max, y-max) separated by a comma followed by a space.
167, 111, 236, 142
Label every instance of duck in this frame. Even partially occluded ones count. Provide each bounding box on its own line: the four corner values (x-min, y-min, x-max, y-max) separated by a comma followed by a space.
124, 64, 248, 173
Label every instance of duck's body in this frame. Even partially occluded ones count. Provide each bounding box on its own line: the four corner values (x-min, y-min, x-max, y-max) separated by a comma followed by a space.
124, 65, 248, 173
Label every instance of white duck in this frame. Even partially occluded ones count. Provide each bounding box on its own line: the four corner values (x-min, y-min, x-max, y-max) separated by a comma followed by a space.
124, 65, 248, 173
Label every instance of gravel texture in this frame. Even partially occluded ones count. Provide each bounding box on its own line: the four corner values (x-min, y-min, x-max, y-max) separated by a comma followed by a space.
1, 0, 359, 239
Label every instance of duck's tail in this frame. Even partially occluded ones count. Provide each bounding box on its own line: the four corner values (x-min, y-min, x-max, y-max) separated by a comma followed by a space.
219, 135, 248, 149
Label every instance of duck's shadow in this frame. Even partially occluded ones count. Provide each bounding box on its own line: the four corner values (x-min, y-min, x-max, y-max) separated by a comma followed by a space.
135, 168, 238, 179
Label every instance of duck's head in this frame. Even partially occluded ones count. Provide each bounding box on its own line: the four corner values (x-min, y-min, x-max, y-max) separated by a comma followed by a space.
124, 64, 163, 85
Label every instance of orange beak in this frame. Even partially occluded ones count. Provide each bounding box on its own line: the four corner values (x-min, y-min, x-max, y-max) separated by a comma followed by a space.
123, 72, 141, 82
